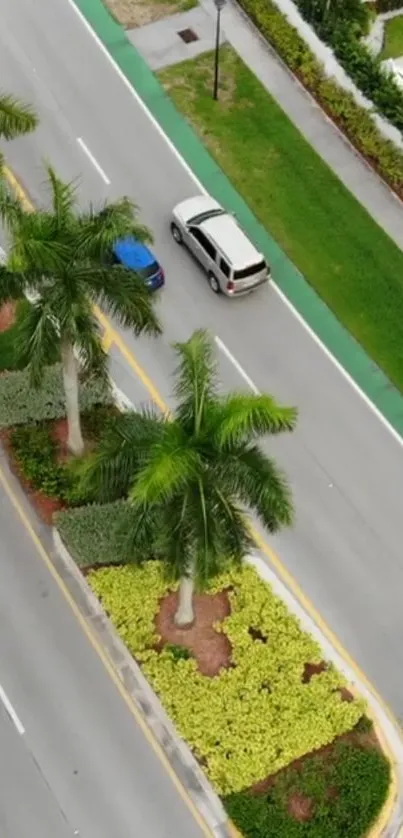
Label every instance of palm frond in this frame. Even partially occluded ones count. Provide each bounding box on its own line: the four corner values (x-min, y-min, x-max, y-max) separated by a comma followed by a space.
15, 297, 60, 386
130, 424, 201, 505
75, 196, 153, 261
82, 263, 162, 336
0, 178, 26, 232
69, 306, 108, 383
213, 393, 297, 448
0, 93, 38, 140
0, 264, 27, 304
119, 501, 164, 564
77, 409, 165, 502
214, 445, 294, 531
44, 163, 77, 231
173, 329, 218, 430
4, 205, 70, 273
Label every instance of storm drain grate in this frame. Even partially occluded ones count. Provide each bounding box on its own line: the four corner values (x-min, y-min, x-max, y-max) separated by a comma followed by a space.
177, 28, 199, 43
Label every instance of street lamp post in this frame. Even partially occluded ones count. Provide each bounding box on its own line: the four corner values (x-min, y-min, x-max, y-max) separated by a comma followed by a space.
213, 0, 226, 101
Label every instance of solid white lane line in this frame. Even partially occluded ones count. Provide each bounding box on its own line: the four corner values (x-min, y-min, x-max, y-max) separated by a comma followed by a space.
56, 1, 403, 449
215, 335, 260, 394
0, 684, 25, 735
76, 137, 110, 184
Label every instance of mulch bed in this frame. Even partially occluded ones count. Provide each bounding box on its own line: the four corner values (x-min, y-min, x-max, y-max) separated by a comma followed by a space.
156, 588, 232, 676
0, 302, 17, 333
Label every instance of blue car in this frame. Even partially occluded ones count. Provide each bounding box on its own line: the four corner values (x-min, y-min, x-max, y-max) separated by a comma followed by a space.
113, 238, 165, 291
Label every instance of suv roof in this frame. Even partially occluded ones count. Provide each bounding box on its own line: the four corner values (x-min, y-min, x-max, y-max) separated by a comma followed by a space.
201, 213, 263, 270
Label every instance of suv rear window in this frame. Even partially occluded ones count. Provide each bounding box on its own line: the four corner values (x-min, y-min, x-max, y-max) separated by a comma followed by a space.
140, 261, 159, 279
234, 260, 266, 281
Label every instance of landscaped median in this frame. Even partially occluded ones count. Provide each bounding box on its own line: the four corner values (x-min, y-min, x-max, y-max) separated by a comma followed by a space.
159, 47, 403, 396
56, 501, 395, 838
0, 302, 398, 836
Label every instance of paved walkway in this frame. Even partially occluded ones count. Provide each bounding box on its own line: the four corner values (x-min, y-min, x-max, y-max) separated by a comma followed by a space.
127, 6, 226, 70
130, 0, 403, 251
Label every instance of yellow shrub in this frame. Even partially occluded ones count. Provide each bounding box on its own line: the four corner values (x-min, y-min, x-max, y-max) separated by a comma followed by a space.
89, 562, 365, 794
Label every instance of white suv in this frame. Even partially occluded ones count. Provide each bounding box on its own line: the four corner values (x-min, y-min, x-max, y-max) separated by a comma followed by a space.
171, 195, 270, 296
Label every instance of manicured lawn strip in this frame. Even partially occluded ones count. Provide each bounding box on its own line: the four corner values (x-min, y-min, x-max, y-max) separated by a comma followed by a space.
381, 15, 403, 59
56, 500, 138, 567
87, 561, 365, 795
160, 47, 403, 392
225, 738, 390, 838
0, 363, 112, 427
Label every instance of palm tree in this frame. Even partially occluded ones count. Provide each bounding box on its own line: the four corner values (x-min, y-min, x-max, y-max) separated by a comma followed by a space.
79, 329, 297, 626
0, 165, 161, 455
0, 93, 38, 170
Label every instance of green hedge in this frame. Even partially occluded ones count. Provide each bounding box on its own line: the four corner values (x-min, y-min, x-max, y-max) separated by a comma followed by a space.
293, 0, 403, 135
88, 561, 366, 795
0, 363, 112, 427
56, 500, 141, 567
225, 740, 391, 838
237, 0, 403, 194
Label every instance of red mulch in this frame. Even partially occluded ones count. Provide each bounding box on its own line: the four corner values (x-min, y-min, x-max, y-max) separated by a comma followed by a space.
288, 791, 314, 822
156, 589, 232, 677
0, 302, 17, 333
0, 425, 67, 525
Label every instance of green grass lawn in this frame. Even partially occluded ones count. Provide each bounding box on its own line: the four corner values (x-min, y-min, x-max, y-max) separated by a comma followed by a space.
381, 15, 403, 59
160, 47, 403, 392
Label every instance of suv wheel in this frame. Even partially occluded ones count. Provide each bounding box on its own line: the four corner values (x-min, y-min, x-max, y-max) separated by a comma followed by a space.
208, 273, 220, 294
171, 223, 183, 244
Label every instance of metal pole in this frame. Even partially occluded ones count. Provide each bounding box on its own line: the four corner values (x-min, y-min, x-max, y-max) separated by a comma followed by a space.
213, 6, 221, 101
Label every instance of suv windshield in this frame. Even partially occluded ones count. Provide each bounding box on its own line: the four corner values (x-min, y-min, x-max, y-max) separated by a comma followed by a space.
188, 208, 226, 226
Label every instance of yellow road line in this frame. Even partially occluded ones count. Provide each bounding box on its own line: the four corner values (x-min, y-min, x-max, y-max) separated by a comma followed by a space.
0, 464, 212, 836
3, 163, 400, 836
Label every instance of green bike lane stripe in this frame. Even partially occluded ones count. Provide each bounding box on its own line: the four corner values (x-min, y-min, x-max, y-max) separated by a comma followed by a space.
75, 0, 403, 436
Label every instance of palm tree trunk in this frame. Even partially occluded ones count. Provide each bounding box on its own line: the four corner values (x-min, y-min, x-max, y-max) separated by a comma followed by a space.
174, 570, 195, 628
61, 339, 84, 456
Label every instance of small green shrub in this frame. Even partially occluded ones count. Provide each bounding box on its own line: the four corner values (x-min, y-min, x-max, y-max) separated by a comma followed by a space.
225, 741, 390, 837
237, 0, 403, 193
87, 561, 366, 794
10, 424, 71, 499
0, 363, 112, 427
56, 500, 141, 567
165, 644, 193, 661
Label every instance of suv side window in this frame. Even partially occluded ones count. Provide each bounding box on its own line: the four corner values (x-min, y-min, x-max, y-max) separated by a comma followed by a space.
220, 257, 230, 277
190, 227, 217, 260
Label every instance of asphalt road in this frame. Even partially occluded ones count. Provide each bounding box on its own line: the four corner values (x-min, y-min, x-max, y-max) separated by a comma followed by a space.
1, 0, 403, 723
0, 467, 205, 836
0, 703, 72, 838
